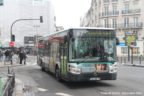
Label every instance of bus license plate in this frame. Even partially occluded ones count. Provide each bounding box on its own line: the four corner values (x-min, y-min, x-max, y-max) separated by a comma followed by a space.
90, 77, 100, 81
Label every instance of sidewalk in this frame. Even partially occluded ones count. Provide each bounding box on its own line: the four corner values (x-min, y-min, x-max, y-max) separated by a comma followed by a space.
0, 55, 24, 96
119, 60, 144, 67
0, 55, 23, 68
12, 79, 24, 96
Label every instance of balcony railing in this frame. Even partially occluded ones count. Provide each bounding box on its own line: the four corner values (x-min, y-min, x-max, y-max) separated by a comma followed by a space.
99, 23, 143, 29
122, 9, 141, 15
101, 11, 119, 17
123, 0, 130, 2
118, 23, 143, 29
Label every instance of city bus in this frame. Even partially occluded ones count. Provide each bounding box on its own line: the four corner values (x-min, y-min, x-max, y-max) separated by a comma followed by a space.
37, 27, 119, 81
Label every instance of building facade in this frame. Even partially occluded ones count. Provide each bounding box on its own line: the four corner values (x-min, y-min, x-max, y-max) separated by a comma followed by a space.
0, 0, 56, 47
80, 0, 144, 56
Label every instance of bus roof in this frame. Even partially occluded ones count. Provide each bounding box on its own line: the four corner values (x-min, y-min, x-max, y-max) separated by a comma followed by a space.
39, 27, 115, 40
68, 27, 114, 30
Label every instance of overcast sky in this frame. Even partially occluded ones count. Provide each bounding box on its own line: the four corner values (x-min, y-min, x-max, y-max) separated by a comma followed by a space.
53, 0, 91, 29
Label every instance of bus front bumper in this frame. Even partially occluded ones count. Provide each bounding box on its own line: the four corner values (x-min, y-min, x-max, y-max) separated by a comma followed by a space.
67, 72, 117, 82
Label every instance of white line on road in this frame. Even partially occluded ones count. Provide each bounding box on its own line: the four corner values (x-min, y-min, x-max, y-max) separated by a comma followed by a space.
55, 92, 73, 96
37, 88, 48, 92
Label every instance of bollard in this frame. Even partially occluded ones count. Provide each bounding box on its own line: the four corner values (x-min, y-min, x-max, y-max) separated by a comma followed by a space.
124, 57, 126, 64
121, 57, 122, 64
0, 77, 2, 96
8, 66, 10, 74
140, 55, 142, 65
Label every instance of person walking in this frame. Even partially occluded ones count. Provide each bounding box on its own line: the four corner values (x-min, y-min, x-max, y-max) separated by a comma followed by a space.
4, 49, 9, 62
19, 48, 27, 64
0, 50, 3, 62
23, 50, 27, 65
9, 49, 14, 65
19, 49, 24, 64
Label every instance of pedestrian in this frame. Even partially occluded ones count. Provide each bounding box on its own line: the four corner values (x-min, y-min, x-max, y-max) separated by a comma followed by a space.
19, 48, 27, 64
19, 49, 23, 64
16, 48, 20, 63
0, 50, 3, 62
4, 49, 9, 62
9, 49, 14, 64
23, 50, 27, 65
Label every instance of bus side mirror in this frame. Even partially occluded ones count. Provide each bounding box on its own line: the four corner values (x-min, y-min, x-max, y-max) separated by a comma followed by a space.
116, 38, 120, 45
64, 36, 68, 43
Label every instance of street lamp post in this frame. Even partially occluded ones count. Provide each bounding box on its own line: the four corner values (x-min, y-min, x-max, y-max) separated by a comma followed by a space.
10, 16, 43, 42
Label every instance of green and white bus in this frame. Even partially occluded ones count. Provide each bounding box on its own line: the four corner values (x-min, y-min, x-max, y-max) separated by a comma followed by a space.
37, 27, 119, 81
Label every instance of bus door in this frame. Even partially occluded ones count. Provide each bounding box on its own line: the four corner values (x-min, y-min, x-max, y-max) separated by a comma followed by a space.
60, 43, 67, 77
49, 43, 55, 73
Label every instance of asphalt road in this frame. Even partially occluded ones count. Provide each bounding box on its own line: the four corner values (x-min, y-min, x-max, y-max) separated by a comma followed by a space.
11, 63, 144, 96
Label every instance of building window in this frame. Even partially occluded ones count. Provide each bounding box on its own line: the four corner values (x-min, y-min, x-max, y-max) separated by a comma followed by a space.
104, 18, 108, 27
0, 0, 3, 6
121, 47, 128, 54
124, 4, 129, 13
112, 5, 117, 14
121, 47, 140, 54
99, 0, 101, 5
104, 6, 109, 15
132, 47, 140, 54
133, 1, 139, 10
133, 30, 138, 39
112, 18, 117, 28
112, 0, 118, 2
124, 18, 129, 27
103, 0, 109, 3
134, 17, 138, 27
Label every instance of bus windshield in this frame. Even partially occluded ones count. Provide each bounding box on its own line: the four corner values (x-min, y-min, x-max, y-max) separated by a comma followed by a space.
69, 37, 117, 62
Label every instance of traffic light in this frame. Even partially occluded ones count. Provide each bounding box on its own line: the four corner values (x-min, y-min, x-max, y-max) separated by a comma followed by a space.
12, 34, 15, 42
40, 16, 43, 23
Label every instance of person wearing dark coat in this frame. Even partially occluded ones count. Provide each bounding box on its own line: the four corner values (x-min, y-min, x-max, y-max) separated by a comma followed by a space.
4, 50, 10, 61
19, 49, 27, 64
0, 50, 3, 62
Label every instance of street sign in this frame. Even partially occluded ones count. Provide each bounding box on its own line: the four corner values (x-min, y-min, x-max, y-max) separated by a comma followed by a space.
35, 44, 38, 47
125, 35, 136, 46
39, 43, 44, 48
9, 42, 14, 47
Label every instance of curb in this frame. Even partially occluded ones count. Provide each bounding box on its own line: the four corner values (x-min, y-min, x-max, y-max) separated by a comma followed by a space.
0, 64, 24, 68
124, 64, 144, 67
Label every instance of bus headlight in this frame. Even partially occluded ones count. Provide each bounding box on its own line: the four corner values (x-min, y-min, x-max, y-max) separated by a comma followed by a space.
109, 62, 118, 73
68, 63, 81, 74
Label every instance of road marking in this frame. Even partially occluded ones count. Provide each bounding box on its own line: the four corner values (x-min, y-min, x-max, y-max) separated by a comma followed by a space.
37, 88, 48, 92
55, 92, 73, 96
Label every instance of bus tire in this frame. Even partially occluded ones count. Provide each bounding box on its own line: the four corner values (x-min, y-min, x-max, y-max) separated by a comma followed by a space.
55, 67, 61, 81
41, 67, 45, 72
